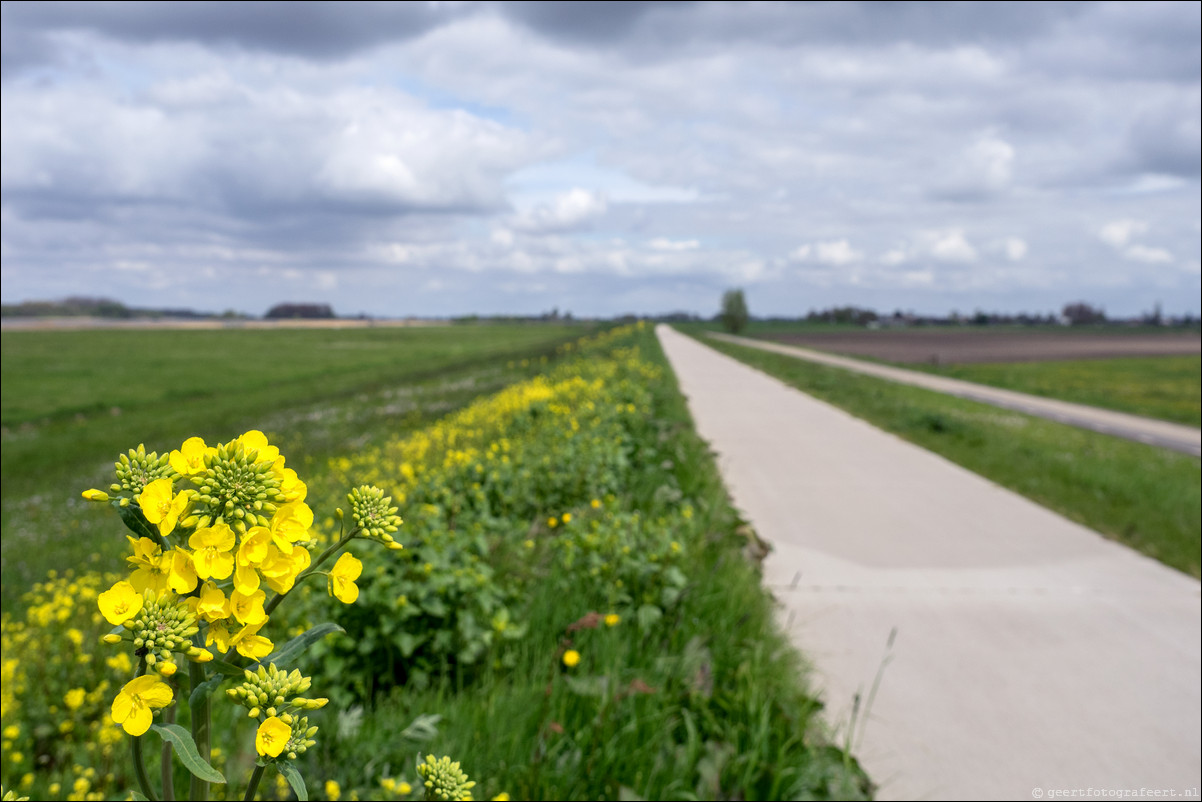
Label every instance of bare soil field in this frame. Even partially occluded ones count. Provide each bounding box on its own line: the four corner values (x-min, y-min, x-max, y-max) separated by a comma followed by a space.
763, 329, 1201, 364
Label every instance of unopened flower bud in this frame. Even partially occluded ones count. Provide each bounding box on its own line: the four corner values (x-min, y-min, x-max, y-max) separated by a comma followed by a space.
101, 633, 122, 644
82, 489, 110, 502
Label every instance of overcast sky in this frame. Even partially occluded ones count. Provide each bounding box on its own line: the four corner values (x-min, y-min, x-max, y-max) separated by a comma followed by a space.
2, 1, 1199, 319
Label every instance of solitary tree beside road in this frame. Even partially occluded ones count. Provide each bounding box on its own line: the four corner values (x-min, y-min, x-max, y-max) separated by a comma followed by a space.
720, 288, 750, 334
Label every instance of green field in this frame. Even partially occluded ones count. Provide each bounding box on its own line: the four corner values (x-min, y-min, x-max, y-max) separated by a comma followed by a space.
693, 334, 1201, 579
1, 324, 588, 604
908, 355, 1201, 428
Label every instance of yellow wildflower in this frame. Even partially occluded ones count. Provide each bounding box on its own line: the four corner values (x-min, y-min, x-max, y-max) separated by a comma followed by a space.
138, 478, 189, 536
255, 716, 291, 758
325, 780, 341, 801
562, 649, 581, 668
169, 436, 210, 477
604, 613, 620, 627
98, 581, 143, 625
111, 675, 172, 736
229, 588, 267, 626
230, 622, 273, 660
189, 523, 236, 580
328, 553, 362, 604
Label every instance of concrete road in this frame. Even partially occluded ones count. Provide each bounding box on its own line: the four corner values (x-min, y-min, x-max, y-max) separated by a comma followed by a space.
709, 331, 1202, 457
658, 325, 1201, 802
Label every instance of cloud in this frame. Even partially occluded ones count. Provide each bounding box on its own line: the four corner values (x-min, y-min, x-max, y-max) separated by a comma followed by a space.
1123, 245, 1173, 264
510, 188, 608, 234
931, 134, 1015, 201
928, 230, 978, 263
1099, 219, 1148, 249
648, 238, 700, 251
1002, 237, 1027, 261
790, 240, 865, 265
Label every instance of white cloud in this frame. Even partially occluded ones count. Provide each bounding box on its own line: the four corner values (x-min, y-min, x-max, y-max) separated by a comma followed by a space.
648, 238, 700, 251
511, 188, 608, 233
1003, 237, 1028, 261
928, 230, 978, 263
815, 239, 863, 265
789, 244, 812, 262
1099, 219, 1148, 248
1124, 245, 1173, 263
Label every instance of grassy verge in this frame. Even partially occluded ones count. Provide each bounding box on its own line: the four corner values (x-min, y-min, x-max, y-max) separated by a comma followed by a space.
905, 355, 1201, 428
694, 334, 1201, 579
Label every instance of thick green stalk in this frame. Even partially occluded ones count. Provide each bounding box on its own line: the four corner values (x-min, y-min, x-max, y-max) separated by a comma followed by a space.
160, 704, 176, 801
243, 765, 266, 802
188, 655, 212, 801
131, 732, 159, 802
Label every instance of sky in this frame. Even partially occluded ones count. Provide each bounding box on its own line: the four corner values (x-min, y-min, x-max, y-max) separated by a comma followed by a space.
2, 1, 1199, 320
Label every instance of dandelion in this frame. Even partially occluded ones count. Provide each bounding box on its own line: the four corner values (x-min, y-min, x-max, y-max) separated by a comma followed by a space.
604, 613, 620, 627
562, 649, 581, 668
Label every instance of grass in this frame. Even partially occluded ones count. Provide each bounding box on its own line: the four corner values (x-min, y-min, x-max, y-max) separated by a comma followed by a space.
302, 326, 871, 800
0, 323, 872, 800
904, 355, 1201, 428
691, 333, 1201, 579
0, 324, 588, 608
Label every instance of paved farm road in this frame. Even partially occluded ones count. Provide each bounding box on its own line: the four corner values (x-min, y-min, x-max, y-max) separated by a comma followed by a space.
658, 325, 1202, 802
709, 331, 1202, 457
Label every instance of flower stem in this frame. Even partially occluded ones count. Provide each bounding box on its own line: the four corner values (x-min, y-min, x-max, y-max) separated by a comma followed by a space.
263, 526, 360, 618
161, 704, 176, 801
188, 656, 212, 802
131, 733, 159, 802
243, 765, 266, 802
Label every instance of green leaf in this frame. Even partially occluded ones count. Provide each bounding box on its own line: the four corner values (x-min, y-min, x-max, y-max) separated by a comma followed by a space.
209, 659, 246, 678
129, 792, 150, 801
563, 674, 610, 697
115, 500, 159, 543
188, 675, 226, 710
636, 604, 663, 632
150, 724, 225, 784
278, 762, 308, 801
263, 622, 345, 667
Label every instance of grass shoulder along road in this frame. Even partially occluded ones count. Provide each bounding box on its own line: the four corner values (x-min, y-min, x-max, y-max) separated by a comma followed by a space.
692, 332, 1201, 579
904, 355, 1201, 428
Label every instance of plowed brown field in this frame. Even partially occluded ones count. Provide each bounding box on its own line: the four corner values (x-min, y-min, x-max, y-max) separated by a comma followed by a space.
763, 329, 1201, 364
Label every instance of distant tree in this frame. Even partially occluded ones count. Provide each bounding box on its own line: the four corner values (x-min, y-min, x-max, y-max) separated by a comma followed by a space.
265, 303, 335, 319
720, 288, 749, 334
1061, 302, 1106, 326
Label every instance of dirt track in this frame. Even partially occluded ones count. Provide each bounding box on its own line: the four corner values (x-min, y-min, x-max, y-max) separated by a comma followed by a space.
764, 329, 1201, 364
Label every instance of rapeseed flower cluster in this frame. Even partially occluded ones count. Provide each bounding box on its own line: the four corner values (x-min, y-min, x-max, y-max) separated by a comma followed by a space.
416, 754, 476, 801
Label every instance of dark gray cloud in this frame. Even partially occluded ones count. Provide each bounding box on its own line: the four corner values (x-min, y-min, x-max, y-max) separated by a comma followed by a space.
2, 1, 465, 63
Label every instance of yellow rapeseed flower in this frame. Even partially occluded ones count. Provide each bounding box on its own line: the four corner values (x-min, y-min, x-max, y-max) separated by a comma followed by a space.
97, 581, 143, 626
255, 716, 291, 758
169, 436, 210, 477
189, 523, 236, 580
111, 675, 172, 736
138, 478, 189, 537
324, 780, 341, 801
328, 553, 362, 604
